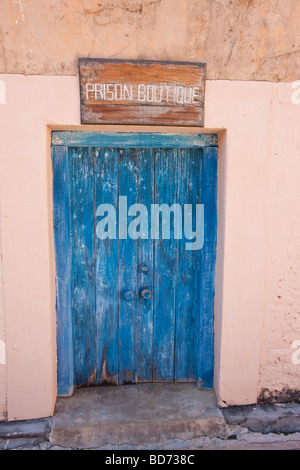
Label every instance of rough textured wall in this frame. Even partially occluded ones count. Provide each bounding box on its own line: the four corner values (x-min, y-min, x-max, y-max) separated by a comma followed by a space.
0, 0, 299, 81
258, 83, 300, 402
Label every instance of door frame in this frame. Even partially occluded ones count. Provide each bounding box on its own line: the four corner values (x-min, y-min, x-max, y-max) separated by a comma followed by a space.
51, 131, 218, 396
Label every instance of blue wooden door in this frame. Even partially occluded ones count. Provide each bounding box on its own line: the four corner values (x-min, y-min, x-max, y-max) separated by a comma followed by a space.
52, 133, 218, 395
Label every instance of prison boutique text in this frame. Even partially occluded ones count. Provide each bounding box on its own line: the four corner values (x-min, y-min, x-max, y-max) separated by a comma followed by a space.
85, 83, 202, 105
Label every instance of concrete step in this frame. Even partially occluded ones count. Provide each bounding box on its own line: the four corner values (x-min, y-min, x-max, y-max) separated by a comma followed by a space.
49, 383, 232, 449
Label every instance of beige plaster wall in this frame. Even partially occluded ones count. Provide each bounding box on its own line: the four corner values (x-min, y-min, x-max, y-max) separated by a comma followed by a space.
0, 73, 299, 420
0, 0, 300, 82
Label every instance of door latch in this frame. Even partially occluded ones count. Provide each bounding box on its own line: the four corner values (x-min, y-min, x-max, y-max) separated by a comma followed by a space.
124, 290, 135, 301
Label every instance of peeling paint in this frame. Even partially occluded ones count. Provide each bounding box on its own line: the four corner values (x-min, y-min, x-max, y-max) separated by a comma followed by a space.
87, 365, 97, 386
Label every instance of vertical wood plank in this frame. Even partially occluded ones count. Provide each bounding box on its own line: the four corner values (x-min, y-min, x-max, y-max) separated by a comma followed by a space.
94, 147, 119, 384
153, 148, 178, 381
118, 148, 139, 384
52, 145, 74, 396
136, 148, 154, 382
198, 146, 218, 387
175, 148, 203, 381
69, 147, 96, 386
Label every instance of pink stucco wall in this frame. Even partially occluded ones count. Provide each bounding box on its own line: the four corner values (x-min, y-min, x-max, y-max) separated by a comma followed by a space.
0, 204, 6, 420
259, 83, 300, 398
0, 75, 299, 420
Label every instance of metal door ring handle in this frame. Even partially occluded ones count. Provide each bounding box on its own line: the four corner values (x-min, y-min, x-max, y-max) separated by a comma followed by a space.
141, 289, 152, 300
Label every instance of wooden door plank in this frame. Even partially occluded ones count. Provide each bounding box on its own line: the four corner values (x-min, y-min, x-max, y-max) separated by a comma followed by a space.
175, 148, 204, 381
198, 146, 218, 387
52, 145, 74, 396
136, 148, 154, 382
69, 147, 96, 386
153, 148, 178, 381
118, 148, 139, 384
94, 147, 119, 384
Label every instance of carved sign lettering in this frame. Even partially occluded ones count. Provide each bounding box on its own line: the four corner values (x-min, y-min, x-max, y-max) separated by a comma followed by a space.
79, 59, 206, 126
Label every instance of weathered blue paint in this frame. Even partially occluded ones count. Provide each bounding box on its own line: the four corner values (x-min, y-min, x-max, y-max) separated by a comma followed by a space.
51, 145, 74, 396
198, 146, 218, 387
153, 148, 178, 381
136, 148, 154, 382
51, 132, 217, 148
175, 148, 203, 381
51, 133, 218, 395
118, 147, 139, 384
69, 147, 96, 386
94, 147, 119, 385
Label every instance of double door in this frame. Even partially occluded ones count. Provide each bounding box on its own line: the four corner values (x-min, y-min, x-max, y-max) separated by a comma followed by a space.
51, 133, 218, 394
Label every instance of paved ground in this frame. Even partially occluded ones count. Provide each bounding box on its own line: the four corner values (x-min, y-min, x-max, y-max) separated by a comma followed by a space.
0, 383, 300, 451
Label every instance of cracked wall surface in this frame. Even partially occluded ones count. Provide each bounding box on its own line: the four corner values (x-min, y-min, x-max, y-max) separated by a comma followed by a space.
0, 0, 299, 81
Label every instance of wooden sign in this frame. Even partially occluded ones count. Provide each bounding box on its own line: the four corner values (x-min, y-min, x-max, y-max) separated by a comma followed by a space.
79, 59, 206, 126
